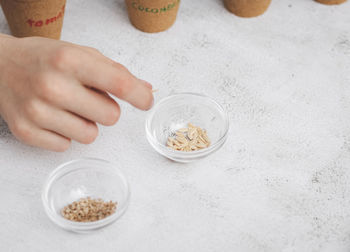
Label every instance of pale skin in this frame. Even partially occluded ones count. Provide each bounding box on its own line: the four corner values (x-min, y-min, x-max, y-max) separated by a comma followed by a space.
0, 33, 154, 151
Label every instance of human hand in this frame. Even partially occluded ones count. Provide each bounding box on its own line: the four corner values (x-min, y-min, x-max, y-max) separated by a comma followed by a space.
0, 35, 153, 151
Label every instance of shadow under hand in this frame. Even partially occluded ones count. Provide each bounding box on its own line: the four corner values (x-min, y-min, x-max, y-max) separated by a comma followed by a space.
0, 116, 11, 137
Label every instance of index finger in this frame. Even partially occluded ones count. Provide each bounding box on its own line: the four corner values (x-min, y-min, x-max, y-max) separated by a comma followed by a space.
52, 47, 154, 110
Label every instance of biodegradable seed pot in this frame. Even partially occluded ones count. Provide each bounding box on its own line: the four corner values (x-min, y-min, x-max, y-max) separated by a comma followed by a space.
224, 0, 272, 18
0, 0, 66, 39
125, 0, 180, 33
315, 0, 347, 4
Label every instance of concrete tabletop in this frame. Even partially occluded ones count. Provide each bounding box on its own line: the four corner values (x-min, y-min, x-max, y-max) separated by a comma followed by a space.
1, 0, 350, 251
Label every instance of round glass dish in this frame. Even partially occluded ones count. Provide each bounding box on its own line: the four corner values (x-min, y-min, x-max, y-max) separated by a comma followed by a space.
42, 158, 130, 233
146, 93, 229, 163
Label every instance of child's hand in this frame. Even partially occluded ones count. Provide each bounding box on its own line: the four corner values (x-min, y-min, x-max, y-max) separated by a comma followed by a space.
0, 35, 153, 151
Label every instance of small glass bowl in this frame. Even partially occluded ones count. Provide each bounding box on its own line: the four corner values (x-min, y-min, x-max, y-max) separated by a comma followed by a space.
42, 158, 130, 233
146, 93, 229, 163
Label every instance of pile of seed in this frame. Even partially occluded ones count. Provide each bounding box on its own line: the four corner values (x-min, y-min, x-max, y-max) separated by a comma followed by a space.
61, 197, 117, 222
167, 123, 210, 152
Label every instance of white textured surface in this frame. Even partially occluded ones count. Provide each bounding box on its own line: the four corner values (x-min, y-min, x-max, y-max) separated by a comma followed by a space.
1, 0, 350, 251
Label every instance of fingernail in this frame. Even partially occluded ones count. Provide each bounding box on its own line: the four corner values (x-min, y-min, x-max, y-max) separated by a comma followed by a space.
147, 97, 154, 111
140, 80, 153, 89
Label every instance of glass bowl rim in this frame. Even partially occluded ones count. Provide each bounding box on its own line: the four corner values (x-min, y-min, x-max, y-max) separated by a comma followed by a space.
145, 92, 230, 158
41, 157, 131, 231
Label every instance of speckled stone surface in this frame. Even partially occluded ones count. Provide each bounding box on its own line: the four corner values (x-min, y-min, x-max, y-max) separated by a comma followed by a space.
1, 0, 350, 251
